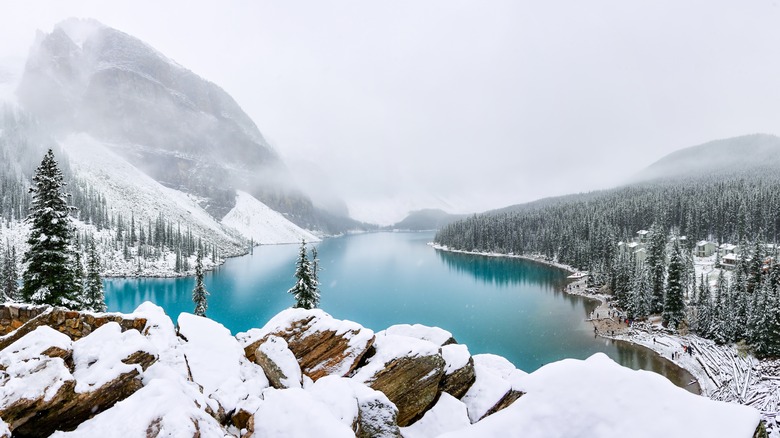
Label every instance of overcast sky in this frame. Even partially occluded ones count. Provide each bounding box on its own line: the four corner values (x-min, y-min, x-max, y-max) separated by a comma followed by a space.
2, 1, 780, 224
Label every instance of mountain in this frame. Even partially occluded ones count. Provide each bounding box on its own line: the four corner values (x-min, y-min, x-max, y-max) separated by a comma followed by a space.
16, 18, 358, 233
632, 134, 780, 182
388, 209, 468, 231
435, 133, 780, 269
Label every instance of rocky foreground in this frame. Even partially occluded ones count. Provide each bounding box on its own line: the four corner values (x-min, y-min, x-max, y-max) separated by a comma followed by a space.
0, 303, 765, 437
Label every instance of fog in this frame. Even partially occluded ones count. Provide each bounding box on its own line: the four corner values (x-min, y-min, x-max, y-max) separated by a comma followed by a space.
3, 1, 780, 224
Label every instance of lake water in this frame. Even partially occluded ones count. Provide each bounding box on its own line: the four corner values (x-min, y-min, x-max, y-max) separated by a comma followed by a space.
105, 231, 696, 391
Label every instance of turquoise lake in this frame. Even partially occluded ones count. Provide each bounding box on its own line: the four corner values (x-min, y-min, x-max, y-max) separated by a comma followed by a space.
105, 231, 695, 390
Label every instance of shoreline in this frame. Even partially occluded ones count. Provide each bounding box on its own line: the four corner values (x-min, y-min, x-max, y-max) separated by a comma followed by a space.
429, 243, 578, 276
430, 243, 780, 429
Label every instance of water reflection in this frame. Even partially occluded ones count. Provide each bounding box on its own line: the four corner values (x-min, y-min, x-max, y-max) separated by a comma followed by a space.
435, 250, 569, 290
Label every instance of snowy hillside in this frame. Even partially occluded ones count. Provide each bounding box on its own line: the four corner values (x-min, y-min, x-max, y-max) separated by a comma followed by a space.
222, 191, 320, 244
62, 133, 316, 247
61, 133, 245, 253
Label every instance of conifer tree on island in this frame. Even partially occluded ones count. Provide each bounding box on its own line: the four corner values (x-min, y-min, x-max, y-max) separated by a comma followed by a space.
83, 237, 106, 312
21, 149, 81, 309
192, 250, 209, 316
288, 239, 319, 309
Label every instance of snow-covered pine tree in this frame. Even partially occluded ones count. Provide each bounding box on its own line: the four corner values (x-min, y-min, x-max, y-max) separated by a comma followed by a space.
663, 239, 686, 330
765, 279, 780, 357
21, 149, 81, 309
709, 270, 728, 344
0, 242, 6, 302
83, 237, 106, 312
288, 239, 319, 310
311, 245, 320, 297
192, 250, 209, 317
629, 266, 652, 320
646, 223, 667, 314
695, 275, 712, 336
3, 245, 20, 301
73, 245, 85, 305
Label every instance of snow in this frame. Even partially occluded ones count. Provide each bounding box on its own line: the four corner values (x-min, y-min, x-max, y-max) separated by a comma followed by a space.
0, 325, 70, 362
52, 378, 225, 438
460, 354, 525, 423
441, 344, 471, 375
258, 335, 302, 388
58, 133, 244, 276
441, 353, 761, 438
177, 313, 243, 396
0, 326, 73, 406
352, 332, 441, 384
307, 375, 373, 426
238, 308, 375, 378
400, 393, 470, 438
253, 388, 355, 437
71, 322, 155, 393
307, 375, 399, 434
382, 324, 454, 346
222, 190, 320, 244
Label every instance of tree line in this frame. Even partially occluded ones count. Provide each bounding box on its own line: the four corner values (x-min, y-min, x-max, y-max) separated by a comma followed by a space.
435, 173, 780, 357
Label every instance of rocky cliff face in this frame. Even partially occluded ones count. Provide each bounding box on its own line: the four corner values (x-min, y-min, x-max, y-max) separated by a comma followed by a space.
17, 18, 315, 222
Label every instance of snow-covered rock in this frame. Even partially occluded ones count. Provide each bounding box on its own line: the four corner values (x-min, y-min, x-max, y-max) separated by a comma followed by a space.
382, 324, 456, 346
400, 393, 470, 438
352, 333, 445, 427
308, 375, 401, 438
442, 353, 762, 438
0, 303, 764, 437
439, 344, 476, 399
71, 322, 156, 393
252, 388, 356, 437
0, 322, 156, 436
461, 353, 526, 423
254, 335, 303, 389
177, 312, 247, 415
239, 308, 375, 381
51, 378, 225, 438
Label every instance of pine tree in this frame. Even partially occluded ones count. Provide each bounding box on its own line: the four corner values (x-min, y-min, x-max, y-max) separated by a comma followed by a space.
663, 239, 686, 330
629, 266, 652, 320
192, 250, 209, 316
646, 223, 667, 314
710, 270, 729, 344
764, 281, 780, 357
21, 149, 81, 309
5, 246, 20, 301
695, 275, 712, 336
288, 239, 319, 310
310, 245, 320, 296
83, 237, 106, 312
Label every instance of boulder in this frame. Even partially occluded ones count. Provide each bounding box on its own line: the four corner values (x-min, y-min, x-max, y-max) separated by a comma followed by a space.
238, 308, 374, 381
0, 323, 156, 437
400, 393, 471, 438
308, 375, 401, 438
439, 344, 476, 399
352, 333, 445, 427
50, 378, 225, 437
253, 335, 302, 389
252, 388, 355, 437
382, 324, 456, 346
461, 354, 525, 423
